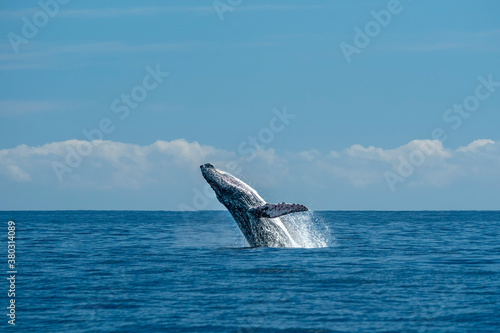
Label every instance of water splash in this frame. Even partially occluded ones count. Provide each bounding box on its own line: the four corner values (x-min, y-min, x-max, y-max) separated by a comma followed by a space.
283, 211, 331, 248
233, 211, 332, 248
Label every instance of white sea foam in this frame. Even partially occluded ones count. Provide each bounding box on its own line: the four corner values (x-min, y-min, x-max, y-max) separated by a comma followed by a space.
234, 211, 331, 248
283, 211, 330, 248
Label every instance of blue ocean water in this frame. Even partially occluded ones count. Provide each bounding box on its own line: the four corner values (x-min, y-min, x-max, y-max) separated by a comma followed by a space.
0, 211, 499, 332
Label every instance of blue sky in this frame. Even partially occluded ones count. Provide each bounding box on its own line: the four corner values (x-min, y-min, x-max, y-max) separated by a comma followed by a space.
1, 0, 500, 210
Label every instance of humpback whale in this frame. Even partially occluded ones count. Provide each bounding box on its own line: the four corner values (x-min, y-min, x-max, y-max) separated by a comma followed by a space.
200, 163, 309, 247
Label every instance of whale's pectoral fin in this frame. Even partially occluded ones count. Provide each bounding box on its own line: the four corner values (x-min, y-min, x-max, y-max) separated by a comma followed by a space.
248, 202, 309, 218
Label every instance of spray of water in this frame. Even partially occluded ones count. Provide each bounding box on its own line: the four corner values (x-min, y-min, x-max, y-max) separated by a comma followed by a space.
233, 211, 332, 248
283, 211, 331, 248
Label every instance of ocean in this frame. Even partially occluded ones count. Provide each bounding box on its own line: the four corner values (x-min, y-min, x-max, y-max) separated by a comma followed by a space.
0, 211, 499, 332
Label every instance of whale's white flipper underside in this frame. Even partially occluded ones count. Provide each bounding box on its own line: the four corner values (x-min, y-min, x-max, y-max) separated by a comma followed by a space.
248, 202, 309, 218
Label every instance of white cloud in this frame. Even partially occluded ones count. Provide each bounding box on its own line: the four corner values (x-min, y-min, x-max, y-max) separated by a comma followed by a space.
236, 4, 328, 12
298, 149, 320, 162
0, 100, 80, 117
58, 5, 327, 18
0, 139, 499, 193
58, 6, 214, 18
345, 140, 450, 162
376, 29, 500, 53
456, 139, 495, 153
0, 5, 326, 21
0, 6, 213, 21
1, 164, 31, 182
0, 41, 197, 71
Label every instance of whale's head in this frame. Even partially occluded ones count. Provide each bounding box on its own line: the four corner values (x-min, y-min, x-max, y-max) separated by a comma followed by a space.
200, 163, 264, 209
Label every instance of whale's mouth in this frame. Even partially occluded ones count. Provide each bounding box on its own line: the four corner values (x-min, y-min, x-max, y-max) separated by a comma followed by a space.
201, 163, 225, 175
200, 163, 223, 188
201, 163, 215, 169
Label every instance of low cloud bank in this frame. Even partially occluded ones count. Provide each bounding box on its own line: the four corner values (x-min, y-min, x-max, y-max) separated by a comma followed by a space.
1, 138, 498, 194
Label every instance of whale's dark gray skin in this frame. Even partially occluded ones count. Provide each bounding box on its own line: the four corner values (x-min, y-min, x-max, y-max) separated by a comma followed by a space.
200, 163, 309, 247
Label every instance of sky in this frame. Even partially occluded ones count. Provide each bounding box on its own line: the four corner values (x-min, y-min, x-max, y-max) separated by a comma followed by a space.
0, 0, 499, 210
